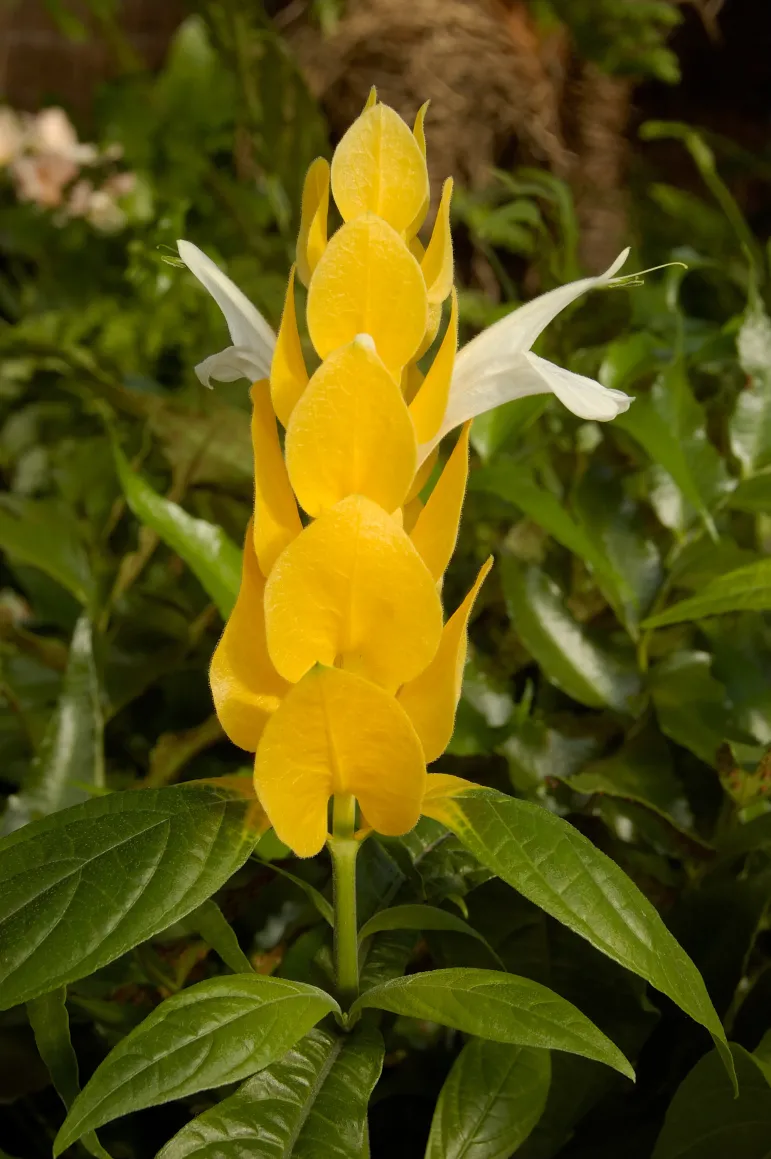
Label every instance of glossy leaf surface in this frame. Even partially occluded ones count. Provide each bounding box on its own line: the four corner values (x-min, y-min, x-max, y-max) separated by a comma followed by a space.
0, 782, 265, 1009
354, 968, 633, 1078
159, 1025, 383, 1159
425, 1039, 551, 1159
55, 974, 339, 1152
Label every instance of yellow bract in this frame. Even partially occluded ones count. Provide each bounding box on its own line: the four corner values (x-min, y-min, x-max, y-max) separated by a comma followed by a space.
331, 103, 429, 235
306, 214, 428, 375
250, 382, 302, 575
296, 157, 330, 287
410, 422, 471, 581
209, 96, 485, 857
263, 495, 444, 692
410, 289, 458, 446
421, 178, 454, 304
270, 266, 308, 428
285, 337, 417, 516
255, 665, 426, 857
210, 523, 290, 753
399, 557, 492, 762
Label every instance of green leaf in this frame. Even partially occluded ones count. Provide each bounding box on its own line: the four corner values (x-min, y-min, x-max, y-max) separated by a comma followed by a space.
2, 614, 103, 834
113, 442, 242, 618
614, 363, 730, 535
649, 651, 740, 767
730, 297, 771, 475
26, 988, 111, 1159
728, 469, 771, 512
181, 899, 254, 974
652, 1045, 771, 1159
472, 464, 618, 588
55, 974, 339, 1154
0, 496, 94, 606
358, 903, 502, 965
158, 1024, 383, 1159
0, 781, 265, 1010
425, 786, 733, 1083
501, 560, 641, 712
353, 968, 633, 1079
642, 560, 771, 627
258, 860, 334, 926
470, 397, 549, 463
425, 1039, 550, 1159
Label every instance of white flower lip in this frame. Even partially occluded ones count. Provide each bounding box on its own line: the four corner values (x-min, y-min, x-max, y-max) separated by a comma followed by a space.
419, 248, 634, 462
177, 240, 276, 387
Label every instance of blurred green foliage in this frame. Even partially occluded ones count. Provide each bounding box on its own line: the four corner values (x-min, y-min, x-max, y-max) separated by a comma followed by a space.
1, 1, 771, 1157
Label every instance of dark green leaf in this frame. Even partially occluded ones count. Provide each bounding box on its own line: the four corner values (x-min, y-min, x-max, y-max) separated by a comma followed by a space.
470, 397, 549, 463
730, 297, 771, 475
158, 1025, 383, 1159
0, 496, 94, 605
181, 899, 254, 973
55, 974, 339, 1153
2, 614, 103, 834
502, 560, 641, 712
113, 442, 242, 618
26, 988, 110, 1159
649, 650, 741, 766
643, 560, 771, 627
353, 968, 633, 1079
0, 781, 265, 1009
358, 904, 502, 965
652, 1045, 771, 1159
614, 363, 730, 534
425, 786, 732, 1080
425, 1039, 550, 1159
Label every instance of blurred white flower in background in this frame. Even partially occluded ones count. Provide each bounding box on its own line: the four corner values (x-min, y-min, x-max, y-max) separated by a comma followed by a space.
0, 104, 136, 230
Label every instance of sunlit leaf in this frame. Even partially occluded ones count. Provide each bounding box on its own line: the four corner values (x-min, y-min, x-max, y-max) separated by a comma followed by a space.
158, 1025, 382, 1159
643, 560, 771, 627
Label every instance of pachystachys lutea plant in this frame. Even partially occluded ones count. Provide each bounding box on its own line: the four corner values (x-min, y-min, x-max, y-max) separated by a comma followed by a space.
35, 95, 734, 1158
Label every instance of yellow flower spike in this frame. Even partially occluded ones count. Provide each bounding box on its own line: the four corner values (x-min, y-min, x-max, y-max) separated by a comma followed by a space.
296, 157, 330, 287
406, 101, 431, 238
306, 214, 428, 375
364, 86, 378, 111
270, 266, 309, 428
403, 495, 423, 534
409, 288, 458, 446
285, 336, 417, 516
409, 422, 471, 581
210, 521, 290, 753
421, 177, 454, 305
331, 103, 429, 236
406, 444, 438, 503
254, 665, 426, 858
264, 494, 444, 691
398, 556, 493, 762
250, 381, 303, 575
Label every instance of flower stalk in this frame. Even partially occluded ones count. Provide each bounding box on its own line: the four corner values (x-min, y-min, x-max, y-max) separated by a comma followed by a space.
329, 794, 360, 1009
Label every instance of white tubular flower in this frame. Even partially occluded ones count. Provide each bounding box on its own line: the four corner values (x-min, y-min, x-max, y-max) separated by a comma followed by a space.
177, 240, 276, 388
419, 249, 633, 461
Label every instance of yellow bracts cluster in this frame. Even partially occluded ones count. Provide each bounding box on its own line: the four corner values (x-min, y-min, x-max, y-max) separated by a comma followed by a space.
210, 96, 490, 858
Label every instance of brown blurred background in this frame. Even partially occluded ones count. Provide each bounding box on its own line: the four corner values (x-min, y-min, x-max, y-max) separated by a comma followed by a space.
1, 0, 769, 269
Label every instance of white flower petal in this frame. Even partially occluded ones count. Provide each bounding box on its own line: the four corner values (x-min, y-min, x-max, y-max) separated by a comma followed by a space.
421, 249, 632, 461
177, 239, 276, 356
524, 352, 633, 421
194, 345, 272, 389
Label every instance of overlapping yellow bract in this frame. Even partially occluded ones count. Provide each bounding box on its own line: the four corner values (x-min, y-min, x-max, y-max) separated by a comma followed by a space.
210, 93, 491, 856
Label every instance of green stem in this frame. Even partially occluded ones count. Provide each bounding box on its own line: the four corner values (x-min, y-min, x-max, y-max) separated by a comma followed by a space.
329, 794, 360, 1010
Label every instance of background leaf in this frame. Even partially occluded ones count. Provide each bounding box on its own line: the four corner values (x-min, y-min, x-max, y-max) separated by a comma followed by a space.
113, 442, 242, 618
425, 1039, 551, 1159
652, 1044, 771, 1159
0, 497, 94, 606
2, 614, 103, 834
643, 560, 771, 627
